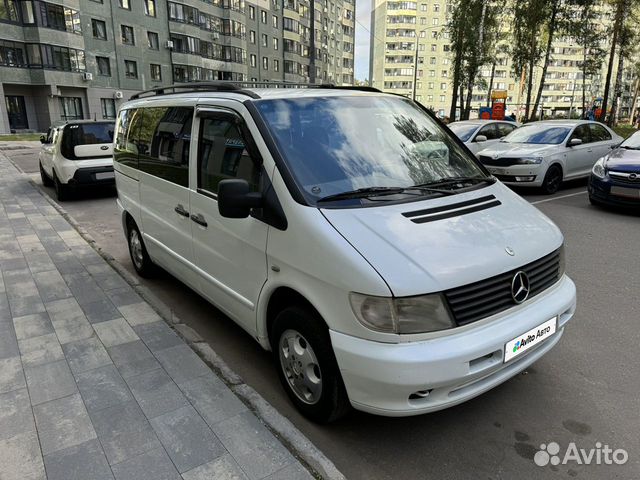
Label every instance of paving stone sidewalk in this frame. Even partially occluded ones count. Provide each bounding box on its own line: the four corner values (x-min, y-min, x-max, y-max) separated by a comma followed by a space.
0, 152, 313, 480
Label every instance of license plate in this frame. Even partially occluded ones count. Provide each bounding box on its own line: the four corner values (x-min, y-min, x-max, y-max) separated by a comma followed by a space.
95, 172, 114, 180
504, 317, 557, 362
611, 186, 640, 199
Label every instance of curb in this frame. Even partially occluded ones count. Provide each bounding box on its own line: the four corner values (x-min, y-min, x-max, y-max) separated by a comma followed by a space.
26, 178, 346, 480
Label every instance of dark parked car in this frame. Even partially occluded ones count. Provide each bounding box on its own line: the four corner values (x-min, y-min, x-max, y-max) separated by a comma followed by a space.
589, 130, 640, 208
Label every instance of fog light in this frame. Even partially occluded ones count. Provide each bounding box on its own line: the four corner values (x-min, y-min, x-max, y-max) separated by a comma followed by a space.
514, 176, 535, 182
409, 389, 432, 400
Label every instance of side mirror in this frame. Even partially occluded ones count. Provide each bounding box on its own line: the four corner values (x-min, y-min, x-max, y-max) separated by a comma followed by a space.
475, 135, 488, 143
569, 138, 583, 147
40, 136, 47, 144
218, 179, 263, 219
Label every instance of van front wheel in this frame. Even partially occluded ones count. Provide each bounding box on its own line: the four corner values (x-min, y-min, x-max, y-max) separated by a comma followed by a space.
272, 306, 350, 423
127, 222, 156, 278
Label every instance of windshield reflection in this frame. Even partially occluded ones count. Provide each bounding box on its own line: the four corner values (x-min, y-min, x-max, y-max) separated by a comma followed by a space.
256, 96, 486, 204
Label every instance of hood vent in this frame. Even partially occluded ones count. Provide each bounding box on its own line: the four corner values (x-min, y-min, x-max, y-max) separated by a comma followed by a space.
403, 195, 501, 224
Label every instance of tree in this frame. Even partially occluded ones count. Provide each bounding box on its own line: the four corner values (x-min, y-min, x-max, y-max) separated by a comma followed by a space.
567, 0, 605, 117
600, 0, 633, 123
511, 0, 551, 121
531, 1, 564, 121
447, 0, 498, 120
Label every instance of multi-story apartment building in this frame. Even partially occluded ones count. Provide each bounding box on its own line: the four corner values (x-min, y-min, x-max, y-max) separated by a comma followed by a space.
370, 0, 638, 121
0, 0, 355, 133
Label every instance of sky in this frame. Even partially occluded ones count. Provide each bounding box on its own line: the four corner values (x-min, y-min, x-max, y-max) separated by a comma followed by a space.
354, 0, 372, 81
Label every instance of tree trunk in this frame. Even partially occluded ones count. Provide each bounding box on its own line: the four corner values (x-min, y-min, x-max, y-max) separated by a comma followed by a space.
459, 84, 465, 119
525, 56, 535, 121
464, 78, 474, 119
610, 53, 624, 126
449, 41, 464, 121
600, 0, 624, 122
487, 61, 496, 107
531, 2, 558, 121
582, 48, 587, 118
629, 78, 640, 126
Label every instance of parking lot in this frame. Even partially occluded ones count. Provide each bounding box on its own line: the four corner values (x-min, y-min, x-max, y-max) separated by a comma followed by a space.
6, 143, 640, 479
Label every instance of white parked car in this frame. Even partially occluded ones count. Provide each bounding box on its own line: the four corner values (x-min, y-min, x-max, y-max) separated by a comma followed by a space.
477, 120, 622, 194
448, 120, 520, 156
114, 84, 576, 422
39, 120, 116, 201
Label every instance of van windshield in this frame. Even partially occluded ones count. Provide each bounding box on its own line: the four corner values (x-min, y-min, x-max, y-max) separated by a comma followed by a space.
255, 96, 488, 205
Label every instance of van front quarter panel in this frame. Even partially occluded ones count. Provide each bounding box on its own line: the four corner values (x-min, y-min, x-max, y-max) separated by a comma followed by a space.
257, 168, 394, 347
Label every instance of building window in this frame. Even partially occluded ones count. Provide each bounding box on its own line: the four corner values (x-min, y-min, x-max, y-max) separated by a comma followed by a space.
272, 14, 277, 28
147, 31, 159, 49
101, 98, 116, 119
59, 97, 83, 120
433, 3, 440, 11
144, 0, 156, 16
119, 0, 130, 9
273, 59, 279, 71
124, 59, 137, 78
250, 54, 256, 67
150, 63, 161, 81
32, 3, 81, 33
91, 19, 107, 40
96, 56, 110, 76
0, 0, 19, 22
248, 5, 254, 19
261, 33, 267, 47
249, 30, 255, 44
260, 10, 266, 23
273, 37, 278, 50
121, 25, 135, 45
420, 3, 426, 10
262, 56, 268, 70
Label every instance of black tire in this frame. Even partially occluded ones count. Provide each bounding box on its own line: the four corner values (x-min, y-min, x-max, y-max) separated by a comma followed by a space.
52, 170, 70, 201
126, 219, 157, 278
541, 165, 562, 195
271, 305, 350, 423
39, 162, 53, 187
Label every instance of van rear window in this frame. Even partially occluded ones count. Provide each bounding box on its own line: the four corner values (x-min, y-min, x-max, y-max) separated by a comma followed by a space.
61, 122, 115, 159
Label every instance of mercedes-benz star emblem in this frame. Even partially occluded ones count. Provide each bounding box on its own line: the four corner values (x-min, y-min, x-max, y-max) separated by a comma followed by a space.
511, 271, 531, 304
505, 246, 515, 256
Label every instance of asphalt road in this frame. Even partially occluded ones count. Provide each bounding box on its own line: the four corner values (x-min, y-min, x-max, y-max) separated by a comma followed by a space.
7, 143, 640, 479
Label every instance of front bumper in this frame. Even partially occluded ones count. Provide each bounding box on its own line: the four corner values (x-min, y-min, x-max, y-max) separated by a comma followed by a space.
331, 275, 576, 417
484, 164, 544, 187
588, 174, 640, 207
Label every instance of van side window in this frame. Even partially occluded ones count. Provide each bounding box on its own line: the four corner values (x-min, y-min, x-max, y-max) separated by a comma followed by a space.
137, 107, 193, 187
114, 108, 143, 168
198, 116, 260, 195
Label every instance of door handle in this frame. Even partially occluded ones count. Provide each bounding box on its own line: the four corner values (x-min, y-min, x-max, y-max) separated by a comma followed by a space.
174, 204, 190, 217
190, 213, 208, 228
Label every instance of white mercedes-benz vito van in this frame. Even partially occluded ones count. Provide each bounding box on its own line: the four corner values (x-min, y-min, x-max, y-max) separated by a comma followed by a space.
114, 83, 576, 422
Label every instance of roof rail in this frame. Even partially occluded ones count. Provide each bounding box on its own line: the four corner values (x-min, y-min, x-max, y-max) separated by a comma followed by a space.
129, 81, 381, 100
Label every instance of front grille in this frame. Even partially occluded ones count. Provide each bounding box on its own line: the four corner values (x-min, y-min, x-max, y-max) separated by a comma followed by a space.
609, 171, 640, 185
444, 249, 562, 326
479, 156, 522, 167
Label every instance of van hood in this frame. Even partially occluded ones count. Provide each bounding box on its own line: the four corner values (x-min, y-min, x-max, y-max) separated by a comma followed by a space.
321, 183, 563, 297
478, 142, 559, 158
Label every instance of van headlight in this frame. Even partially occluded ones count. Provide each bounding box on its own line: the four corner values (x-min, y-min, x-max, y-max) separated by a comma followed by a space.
349, 293, 454, 334
592, 157, 606, 178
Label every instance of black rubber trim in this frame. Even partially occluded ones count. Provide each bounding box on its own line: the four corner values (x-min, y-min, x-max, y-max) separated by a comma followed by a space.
403, 194, 497, 218
411, 200, 502, 224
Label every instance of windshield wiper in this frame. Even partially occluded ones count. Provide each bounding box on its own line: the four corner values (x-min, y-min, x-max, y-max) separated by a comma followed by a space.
621, 145, 640, 150
317, 187, 410, 203
316, 184, 458, 203
416, 176, 496, 188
